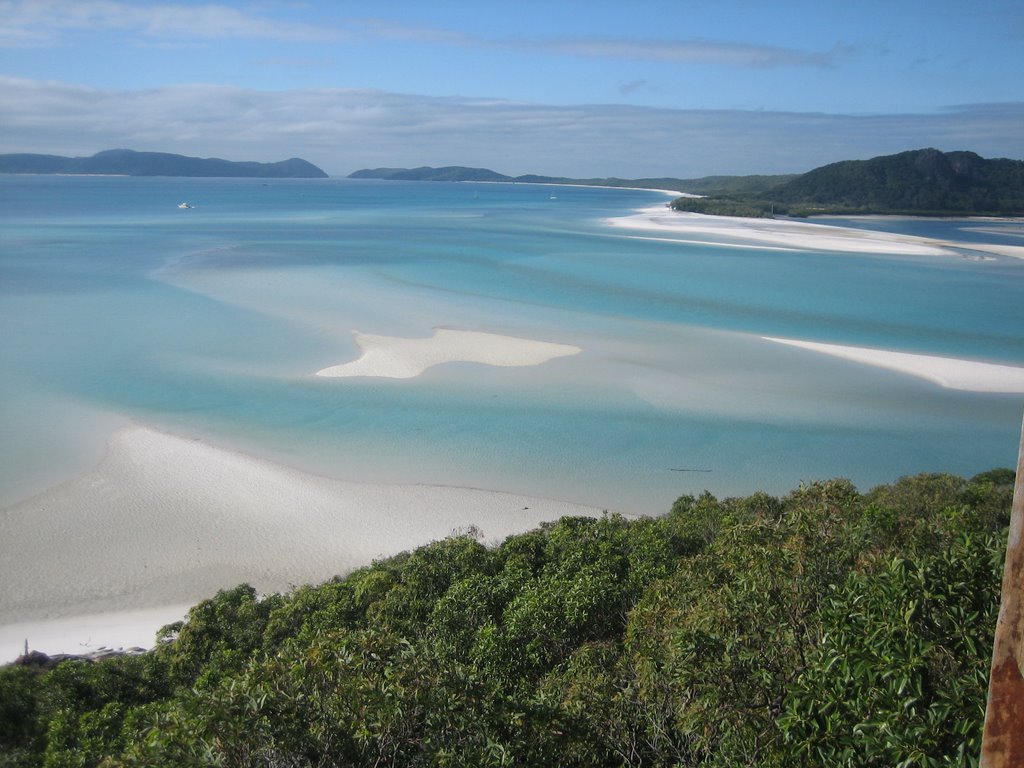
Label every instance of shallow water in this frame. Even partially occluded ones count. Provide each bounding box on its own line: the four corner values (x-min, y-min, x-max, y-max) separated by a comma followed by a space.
1, 176, 1022, 514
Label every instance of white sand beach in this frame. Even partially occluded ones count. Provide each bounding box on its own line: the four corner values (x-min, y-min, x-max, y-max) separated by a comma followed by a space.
763, 337, 1024, 393
315, 328, 582, 379
0, 425, 608, 662
608, 206, 1024, 259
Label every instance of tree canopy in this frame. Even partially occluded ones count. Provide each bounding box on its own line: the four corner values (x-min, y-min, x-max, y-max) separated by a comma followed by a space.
1, 469, 1013, 767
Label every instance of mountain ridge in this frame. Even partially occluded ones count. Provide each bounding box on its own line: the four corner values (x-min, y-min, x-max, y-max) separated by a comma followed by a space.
0, 149, 328, 178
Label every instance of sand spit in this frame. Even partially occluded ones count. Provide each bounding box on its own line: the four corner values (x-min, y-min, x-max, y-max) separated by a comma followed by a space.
763, 337, 1024, 393
315, 328, 582, 379
608, 206, 1024, 259
0, 425, 607, 661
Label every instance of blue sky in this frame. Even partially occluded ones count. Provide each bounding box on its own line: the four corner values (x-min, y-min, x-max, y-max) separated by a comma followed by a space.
2, 0, 1022, 177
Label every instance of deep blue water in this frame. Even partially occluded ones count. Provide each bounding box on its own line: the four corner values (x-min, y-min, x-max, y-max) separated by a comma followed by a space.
1, 175, 1022, 514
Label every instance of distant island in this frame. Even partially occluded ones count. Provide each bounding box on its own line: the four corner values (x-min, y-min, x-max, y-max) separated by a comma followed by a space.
0, 149, 328, 178
351, 148, 1024, 217
348, 164, 796, 194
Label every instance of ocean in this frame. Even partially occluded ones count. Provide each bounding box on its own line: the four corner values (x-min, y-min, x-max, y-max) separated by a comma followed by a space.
2, 175, 1023, 515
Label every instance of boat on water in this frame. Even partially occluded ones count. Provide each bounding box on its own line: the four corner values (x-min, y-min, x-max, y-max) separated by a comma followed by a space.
178, 202, 194, 209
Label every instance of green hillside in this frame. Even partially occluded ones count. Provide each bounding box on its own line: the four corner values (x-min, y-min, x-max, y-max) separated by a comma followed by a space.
774, 148, 1024, 213
672, 148, 1024, 217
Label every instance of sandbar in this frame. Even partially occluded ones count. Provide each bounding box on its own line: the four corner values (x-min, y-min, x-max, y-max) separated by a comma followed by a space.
763, 337, 1024, 393
607, 206, 1024, 259
315, 328, 581, 379
0, 425, 607, 661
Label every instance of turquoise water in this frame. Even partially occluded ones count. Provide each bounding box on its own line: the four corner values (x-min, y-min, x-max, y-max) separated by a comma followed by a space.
1, 175, 1022, 514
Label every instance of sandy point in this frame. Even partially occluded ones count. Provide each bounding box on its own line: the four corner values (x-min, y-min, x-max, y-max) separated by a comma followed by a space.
607, 206, 1024, 259
0, 424, 608, 661
315, 328, 582, 379
763, 337, 1024, 393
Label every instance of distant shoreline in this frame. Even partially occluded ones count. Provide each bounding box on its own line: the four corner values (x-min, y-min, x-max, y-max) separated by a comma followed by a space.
607, 204, 1024, 260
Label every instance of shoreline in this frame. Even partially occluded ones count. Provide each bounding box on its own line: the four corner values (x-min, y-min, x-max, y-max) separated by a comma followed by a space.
0, 424, 610, 663
353, 176, 689, 197
607, 205, 1024, 259
762, 337, 1024, 394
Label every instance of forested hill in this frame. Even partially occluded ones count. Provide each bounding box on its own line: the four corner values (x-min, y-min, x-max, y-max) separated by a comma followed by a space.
672, 148, 1024, 217
1, 469, 1013, 766
772, 148, 1024, 213
0, 149, 328, 178
349, 166, 511, 182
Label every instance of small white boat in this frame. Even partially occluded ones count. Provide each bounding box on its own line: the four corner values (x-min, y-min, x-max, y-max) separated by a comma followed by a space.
178, 202, 194, 209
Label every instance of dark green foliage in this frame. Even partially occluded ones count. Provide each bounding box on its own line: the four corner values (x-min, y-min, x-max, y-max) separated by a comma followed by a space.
0, 666, 44, 767
669, 196, 777, 218
0, 654, 170, 768
367, 531, 495, 636
2, 471, 1012, 766
154, 583, 285, 687
780, 534, 1001, 766
861, 472, 1014, 555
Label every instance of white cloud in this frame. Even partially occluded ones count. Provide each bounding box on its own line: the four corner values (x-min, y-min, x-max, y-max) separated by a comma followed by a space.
0, 0, 341, 45
1, 77, 1021, 178
344, 18, 843, 69
1, 3, 849, 73
348, 20, 839, 69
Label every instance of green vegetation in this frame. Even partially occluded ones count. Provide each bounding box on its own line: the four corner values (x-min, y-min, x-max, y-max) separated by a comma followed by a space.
671, 149, 1024, 218
0, 150, 328, 178
664, 174, 799, 197
2, 470, 1013, 767
669, 197, 776, 218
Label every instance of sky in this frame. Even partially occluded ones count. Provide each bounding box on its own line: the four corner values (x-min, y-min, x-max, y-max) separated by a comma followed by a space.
1, 0, 1022, 178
